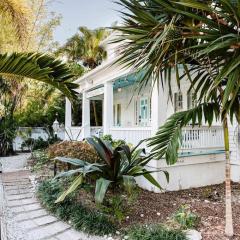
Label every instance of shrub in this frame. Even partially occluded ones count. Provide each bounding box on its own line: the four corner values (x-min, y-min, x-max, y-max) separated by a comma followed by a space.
173, 205, 199, 229
101, 134, 126, 148
37, 179, 116, 236
54, 137, 168, 204
127, 225, 187, 240
31, 150, 50, 171
22, 137, 61, 151
47, 141, 99, 163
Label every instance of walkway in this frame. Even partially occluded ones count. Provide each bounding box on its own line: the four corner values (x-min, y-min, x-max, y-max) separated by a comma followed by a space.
0, 154, 105, 240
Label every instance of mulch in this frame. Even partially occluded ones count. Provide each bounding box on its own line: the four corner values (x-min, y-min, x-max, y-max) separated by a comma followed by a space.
28, 155, 240, 240
120, 183, 240, 240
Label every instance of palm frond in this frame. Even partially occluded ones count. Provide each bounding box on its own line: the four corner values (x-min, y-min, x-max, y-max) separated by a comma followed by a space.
0, 52, 78, 100
148, 102, 220, 164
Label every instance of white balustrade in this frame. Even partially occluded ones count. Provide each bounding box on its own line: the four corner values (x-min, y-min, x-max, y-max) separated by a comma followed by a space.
181, 126, 224, 150
109, 127, 152, 147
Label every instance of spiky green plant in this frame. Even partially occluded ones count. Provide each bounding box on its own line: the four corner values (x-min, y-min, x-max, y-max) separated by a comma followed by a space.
54, 137, 168, 204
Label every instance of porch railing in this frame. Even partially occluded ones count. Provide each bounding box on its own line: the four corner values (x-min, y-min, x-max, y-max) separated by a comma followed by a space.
181, 126, 224, 150
109, 127, 152, 146
109, 126, 224, 151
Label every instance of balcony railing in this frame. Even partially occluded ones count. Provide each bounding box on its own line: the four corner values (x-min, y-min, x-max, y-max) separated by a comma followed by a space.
109, 127, 152, 147
181, 126, 224, 150
109, 126, 224, 151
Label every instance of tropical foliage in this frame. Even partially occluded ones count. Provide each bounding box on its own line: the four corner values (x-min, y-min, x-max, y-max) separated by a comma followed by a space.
0, 0, 79, 156
56, 26, 110, 125
0, 52, 78, 99
0, 0, 30, 49
15, 82, 67, 128
57, 27, 109, 69
37, 179, 116, 236
53, 137, 168, 204
127, 225, 187, 240
115, 0, 240, 236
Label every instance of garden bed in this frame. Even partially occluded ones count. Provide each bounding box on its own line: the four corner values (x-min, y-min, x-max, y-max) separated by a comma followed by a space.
36, 176, 240, 240
28, 148, 240, 240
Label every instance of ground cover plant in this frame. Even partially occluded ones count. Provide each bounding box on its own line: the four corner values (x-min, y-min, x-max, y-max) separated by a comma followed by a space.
38, 177, 240, 239
30, 150, 51, 173
37, 179, 116, 236
37, 179, 189, 239
127, 225, 187, 240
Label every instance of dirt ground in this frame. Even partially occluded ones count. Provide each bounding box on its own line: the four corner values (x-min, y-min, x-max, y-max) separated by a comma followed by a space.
123, 183, 240, 240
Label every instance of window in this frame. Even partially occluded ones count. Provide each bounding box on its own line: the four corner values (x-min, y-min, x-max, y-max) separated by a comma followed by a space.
114, 104, 121, 126
174, 92, 183, 112
71, 97, 82, 126
117, 104, 121, 126
139, 97, 149, 126
187, 91, 196, 110
135, 99, 138, 125
113, 105, 116, 125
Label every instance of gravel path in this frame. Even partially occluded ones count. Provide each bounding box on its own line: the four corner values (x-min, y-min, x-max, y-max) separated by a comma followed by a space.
0, 154, 106, 240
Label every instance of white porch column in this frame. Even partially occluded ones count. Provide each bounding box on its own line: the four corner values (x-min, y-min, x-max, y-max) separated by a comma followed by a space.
148, 81, 169, 193
82, 91, 91, 138
103, 81, 113, 135
151, 82, 168, 135
65, 98, 72, 140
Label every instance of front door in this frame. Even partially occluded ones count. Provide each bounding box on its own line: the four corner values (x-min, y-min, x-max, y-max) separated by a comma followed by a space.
139, 97, 149, 126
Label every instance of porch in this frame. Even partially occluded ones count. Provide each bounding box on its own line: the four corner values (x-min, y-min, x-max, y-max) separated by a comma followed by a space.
65, 71, 224, 152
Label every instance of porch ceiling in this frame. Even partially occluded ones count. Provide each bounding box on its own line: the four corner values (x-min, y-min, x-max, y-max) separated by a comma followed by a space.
113, 70, 145, 90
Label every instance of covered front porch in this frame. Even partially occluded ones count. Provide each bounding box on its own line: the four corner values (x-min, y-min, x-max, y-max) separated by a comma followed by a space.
65, 71, 224, 152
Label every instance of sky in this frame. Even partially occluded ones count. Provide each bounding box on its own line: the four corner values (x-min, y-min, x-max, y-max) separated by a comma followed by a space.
48, 0, 122, 45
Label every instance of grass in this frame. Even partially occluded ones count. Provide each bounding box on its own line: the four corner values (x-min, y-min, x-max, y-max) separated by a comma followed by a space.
127, 225, 187, 240
37, 179, 116, 236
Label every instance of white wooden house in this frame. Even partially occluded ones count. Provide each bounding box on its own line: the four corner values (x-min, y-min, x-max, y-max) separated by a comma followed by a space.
65, 34, 240, 192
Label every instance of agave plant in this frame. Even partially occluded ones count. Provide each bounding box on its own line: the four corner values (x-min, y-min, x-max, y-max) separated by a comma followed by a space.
54, 137, 168, 204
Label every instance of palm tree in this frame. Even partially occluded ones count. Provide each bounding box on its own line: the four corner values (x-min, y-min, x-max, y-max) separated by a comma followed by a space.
115, 0, 240, 237
0, 52, 78, 156
57, 27, 109, 125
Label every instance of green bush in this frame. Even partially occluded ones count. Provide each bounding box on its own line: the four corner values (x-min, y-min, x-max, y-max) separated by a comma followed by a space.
127, 225, 187, 240
37, 180, 116, 236
22, 137, 60, 151
31, 150, 50, 171
101, 134, 126, 148
173, 205, 199, 229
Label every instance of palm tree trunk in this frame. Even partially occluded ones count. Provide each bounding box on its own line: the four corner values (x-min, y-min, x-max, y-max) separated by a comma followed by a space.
92, 100, 99, 126
223, 117, 234, 237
